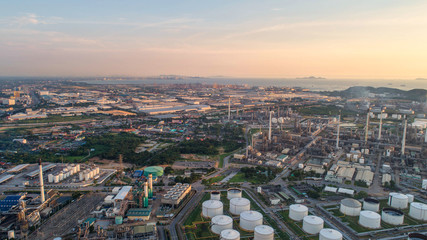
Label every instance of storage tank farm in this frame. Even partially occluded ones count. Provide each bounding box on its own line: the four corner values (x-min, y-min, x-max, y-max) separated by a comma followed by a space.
239, 210, 263, 231
211, 215, 233, 234
302, 215, 324, 234
319, 228, 343, 240
363, 198, 380, 212
388, 192, 409, 209
359, 210, 381, 229
406, 194, 414, 203
211, 191, 221, 200
229, 198, 250, 215
289, 204, 308, 221
220, 229, 240, 240
227, 188, 242, 200
382, 208, 404, 225
340, 198, 362, 216
409, 202, 427, 221
254, 225, 274, 240
202, 200, 223, 218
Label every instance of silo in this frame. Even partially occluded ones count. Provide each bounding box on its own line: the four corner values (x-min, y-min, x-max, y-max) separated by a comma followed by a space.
48, 174, 54, 183
382, 208, 404, 225
227, 188, 242, 200
76, 164, 80, 172
211, 215, 233, 234
211, 191, 221, 200
58, 172, 64, 181
406, 194, 414, 203
359, 210, 381, 229
230, 198, 250, 215
79, 172, 84, 181
202, 200, 223, 218
409, 202, 427, 221
239, 210, 263, 231
363, 198, 380, 212
69, 167, 74, 175
73, 165, 77, 174
254, 225, 274, 240
388, 192, 408, 209
319, 228, 342, 240
302, 216, 324, 234
54, 175, 59, 183
89, 169, 94, 179
84, 171, 90, 181
96, 167, 100, 175
340, 198, 361, 216
220, 229, 240, 240
289, 204, 308, 221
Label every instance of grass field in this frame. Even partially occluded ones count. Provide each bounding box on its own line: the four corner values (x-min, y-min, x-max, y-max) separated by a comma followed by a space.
229, 172, 265, 184
204, 175, 225, 185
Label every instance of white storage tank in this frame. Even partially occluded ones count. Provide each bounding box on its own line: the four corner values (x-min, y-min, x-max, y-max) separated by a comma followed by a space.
54, 175, 59, 183
202, 200, 223, 218
96, 167, 100, 175
388, 192, 408, 209
79, 172, 84, 181
211, 215, 233, 234
289, 204, 308, 221
211, 191, 221, 200
254, 225, 274, 240
340, 198, 361, 216
319, 228, 342, 240
84, 171, 90, 181
363, 198, 380, 212
382, 208, 404, 225
59, 172, 64, 181
302, 216, 324, 234
230, 198, 250, 215
406, 194, 414, 203
89, 170, 94, 179
227, 188, 242, 200
239, 210, 263, 231
220, 229, 240, 240
76, 164, 80, 172
48, 174, 54, 183
359, 210, 381, 229
409, 202, 427, 221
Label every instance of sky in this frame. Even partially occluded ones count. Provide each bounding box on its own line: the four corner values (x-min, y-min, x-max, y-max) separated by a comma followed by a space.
1, 0, 427, 79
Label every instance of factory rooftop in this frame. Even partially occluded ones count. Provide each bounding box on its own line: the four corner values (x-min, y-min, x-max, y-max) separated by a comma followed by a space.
26, 164, 56, 178
6, 164, 30, 173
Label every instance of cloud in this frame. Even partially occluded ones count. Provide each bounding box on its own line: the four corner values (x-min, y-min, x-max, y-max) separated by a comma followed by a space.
13, 13, 46, 25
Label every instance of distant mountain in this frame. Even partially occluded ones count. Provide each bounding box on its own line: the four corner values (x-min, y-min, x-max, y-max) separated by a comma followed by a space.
296, 76, 326, 80
415, 78, 427, 81
325, 86, 427, 102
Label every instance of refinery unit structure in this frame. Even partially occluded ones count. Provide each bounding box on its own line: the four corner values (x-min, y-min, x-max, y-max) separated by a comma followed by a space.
161, 183, 191, 206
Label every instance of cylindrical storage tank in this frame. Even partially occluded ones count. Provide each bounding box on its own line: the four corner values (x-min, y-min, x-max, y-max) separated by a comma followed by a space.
211, 215, 233, 234
73, 166, 77, 173
408, 233, 427, 240
163, 194, 171, 199
96, 167, 100, 175
363, 198, 380, 212
211, 191, 221, 200
289, 204, 308, 221
388, 192, 408, 209
220, 229, 240, 240
115, 216, 123, 225
76, 164, 80, 172
54, 175, 59, 183
319, 228, 342, 240
302, 216, 324, 235
239, 210, 263, 231
69, 168, 74, 175
59, 172, 64, 181
254, 225, 274, 240
359, 210, 381, 229
79, 172, 84, 181
89, 170, 94, 179
84, 172, 90, 181
227, 188, 242, 200
48, 174, 54, 183
406, 194, 414, 203
230, 198, 250, 215
382, 208, 404, 225
65, 171, 70, 178
7, 230, 15, 240
202, 200, 223, 218
409, 202, 427, 221
340, 198, 362, 216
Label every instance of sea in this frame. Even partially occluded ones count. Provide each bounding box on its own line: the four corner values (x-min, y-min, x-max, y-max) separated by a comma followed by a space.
77, 78, 427, 91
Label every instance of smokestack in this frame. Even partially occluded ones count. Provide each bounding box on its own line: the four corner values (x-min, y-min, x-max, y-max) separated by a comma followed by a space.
144, 181, 148, 198
425, 127, 427, 143
364, 110, 370, 145
228, 97, 231, 121
268, 111, 273, 141
336, 114, 341, 149
378, 109, 384, 140
39, 159, 45, 203
148, 174, 153, 190
401, 116, 407, 156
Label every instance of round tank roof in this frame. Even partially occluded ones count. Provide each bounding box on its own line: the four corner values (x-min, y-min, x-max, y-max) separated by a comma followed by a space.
290, 204, 308, 212
382, 208, 404, 216
254, 225, 274, 235
303, 215, 324, 225
212, 215, 233, 225
143, 166, 164, 177
364, 198, 379, 204
360, 210, 381, 219
341, 198, 361, 208
390, 193, 408, 200
228, 188, 242, 193
230, 197, 250, 206
220, 229, 240, 239
320, 228, 342, 239
203, 200, 223, 209
411, 202, 427, 209
240, 210, 263, 221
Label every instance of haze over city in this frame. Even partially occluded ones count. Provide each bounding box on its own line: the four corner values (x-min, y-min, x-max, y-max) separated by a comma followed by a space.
1, 0, 427, 79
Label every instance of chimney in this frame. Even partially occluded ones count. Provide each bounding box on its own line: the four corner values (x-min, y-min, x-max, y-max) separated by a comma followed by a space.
39, 159, 45, 203
228, 97, 231, 121
144, 181, 148, 198
148, 174, 153, 190
401, 116, 407, 156
268, 111, 273, 141
336, 114, 341, 149
364, 109, 370, 145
